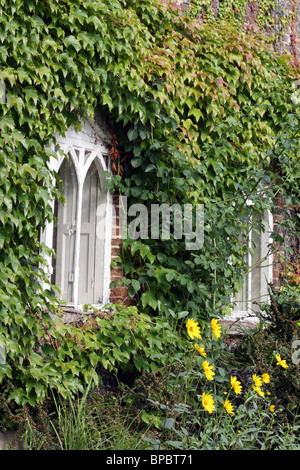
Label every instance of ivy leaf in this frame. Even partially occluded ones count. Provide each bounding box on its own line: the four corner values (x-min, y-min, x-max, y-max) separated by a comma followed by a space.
128, 128, 139, 141
24, 86, 39, 105
131, 279, 141, 292
65, 35, 81, 52
133, 354, 149, 371
22, 164, 38, 179
189, 107, 203, 121
1, 68, 16, 87
141, 291, 158, 310
101, 92, 113, 111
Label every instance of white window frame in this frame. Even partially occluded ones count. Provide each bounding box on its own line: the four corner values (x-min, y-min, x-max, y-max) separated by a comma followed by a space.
40, 120, 113, 307
227, 208, 273, 323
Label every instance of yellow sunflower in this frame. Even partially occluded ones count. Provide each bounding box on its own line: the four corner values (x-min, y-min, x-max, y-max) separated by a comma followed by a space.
230, 376, 242, 395
253, 385, 265, 397
252, 374, 263, 387
195, 343, 207, 357
223, 399, 234, 415
202, 360, 215, 381
211, 318, 221, 339
202, 392, 215, 414
276, 354, 288, 369
262, 373, 270, 384
270, 405, 275, 412
186, 318, 201, 340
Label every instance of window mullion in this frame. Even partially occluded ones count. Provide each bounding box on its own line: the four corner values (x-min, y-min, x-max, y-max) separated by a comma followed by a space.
248, 225, 252, 314
73, 178, 83, 305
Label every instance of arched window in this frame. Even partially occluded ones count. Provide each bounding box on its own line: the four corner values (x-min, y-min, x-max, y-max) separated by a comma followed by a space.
41, 120, 112, 307
52, 156, 78, 303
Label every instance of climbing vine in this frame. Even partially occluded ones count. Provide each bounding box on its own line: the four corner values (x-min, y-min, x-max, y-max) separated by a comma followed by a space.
0, 0, 299, 406
187, 0, 298, 60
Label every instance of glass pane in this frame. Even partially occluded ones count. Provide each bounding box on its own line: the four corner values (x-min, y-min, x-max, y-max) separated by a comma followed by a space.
233, 250, 250, 313
232, 214, 271, 315
52, 156, 78, 303
251, 226, 262, 313
84, 150, 92, 164
78, 162, 105, 304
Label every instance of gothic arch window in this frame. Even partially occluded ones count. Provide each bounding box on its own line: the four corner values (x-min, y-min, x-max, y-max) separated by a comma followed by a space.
41, 120, 112, 306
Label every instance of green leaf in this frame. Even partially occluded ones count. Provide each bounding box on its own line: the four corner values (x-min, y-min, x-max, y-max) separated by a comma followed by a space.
141, 291, 158, 310
65, 35, 81, 52
24, 86, 39, 105
131, 279, 141, 292
162, 417, 175, 429
101, 92, 113, 111
178, 311, 189, 319
22, 164, 38, 179
133, 354, 149, 371
128, 128, 139, 141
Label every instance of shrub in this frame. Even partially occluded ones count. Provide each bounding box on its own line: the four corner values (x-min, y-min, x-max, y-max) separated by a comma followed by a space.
234, 271, 300, 413
124, 315, 300, 450
0, 0, 299, 412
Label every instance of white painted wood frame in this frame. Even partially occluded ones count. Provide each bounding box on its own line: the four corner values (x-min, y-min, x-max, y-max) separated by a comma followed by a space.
40, 120, 112, 307
229, 209, 273, 321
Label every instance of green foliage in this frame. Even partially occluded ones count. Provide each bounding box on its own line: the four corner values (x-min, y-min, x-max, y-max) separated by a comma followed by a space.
122, 317, 300, 450
187, 0, 296, 48
81, 304, 187, 374
0, 302, 187, 406
0, 387, 150, 450
0, 0, 299, 408
236, 278, 300, 412
111, 4, 300, 320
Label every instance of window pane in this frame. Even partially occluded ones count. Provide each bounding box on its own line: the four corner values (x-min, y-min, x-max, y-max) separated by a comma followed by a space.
251, 214, 271, 313
78, 161, 105, 304
52, 156, 78, 303
233, 250, 250, 312
251, 226, 262, 313
232, 212, 271, 315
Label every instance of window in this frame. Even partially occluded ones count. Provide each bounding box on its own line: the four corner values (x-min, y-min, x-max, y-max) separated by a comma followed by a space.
231, 210, 273, 318
41, 120, 112, 306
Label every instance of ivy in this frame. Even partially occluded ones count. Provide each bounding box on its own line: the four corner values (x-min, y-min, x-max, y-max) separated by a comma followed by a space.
0, 0, 299, 406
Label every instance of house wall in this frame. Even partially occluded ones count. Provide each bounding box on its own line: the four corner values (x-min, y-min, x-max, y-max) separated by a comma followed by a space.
174, 0, 300, 62
108, 1, 299, 305
109, 194, 130, 304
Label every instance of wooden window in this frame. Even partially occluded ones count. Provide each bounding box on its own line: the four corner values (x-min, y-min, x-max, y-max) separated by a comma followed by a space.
41, 121, 112, 306
232, 211, 273, 316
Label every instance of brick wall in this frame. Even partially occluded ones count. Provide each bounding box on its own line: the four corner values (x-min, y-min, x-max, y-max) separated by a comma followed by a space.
109, 195, 130, 304
272, 194, 286, 289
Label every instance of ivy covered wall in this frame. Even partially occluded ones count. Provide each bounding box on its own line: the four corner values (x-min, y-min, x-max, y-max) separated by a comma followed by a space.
165, 0, 300, 290
0, 0, 299, 405
175, 0, 300, 61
